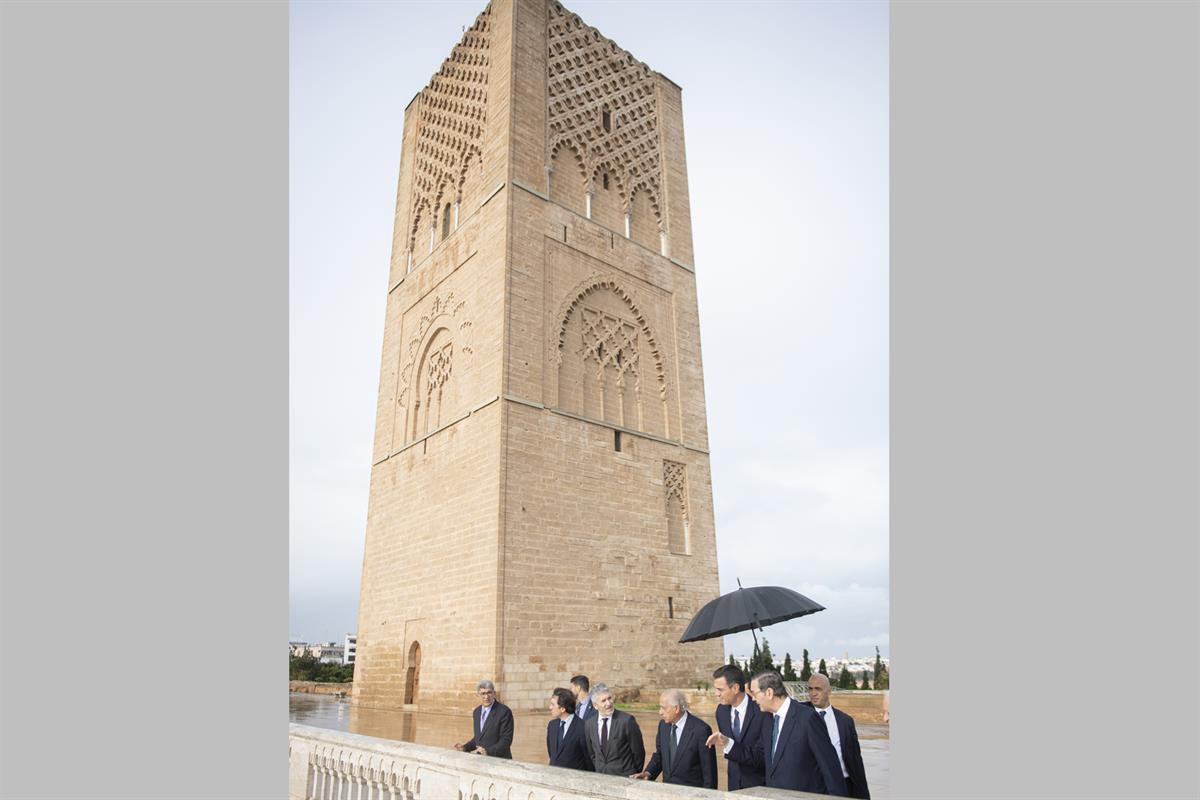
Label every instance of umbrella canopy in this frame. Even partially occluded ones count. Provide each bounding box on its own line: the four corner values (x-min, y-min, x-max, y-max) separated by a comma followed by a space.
679, 584, 825, 643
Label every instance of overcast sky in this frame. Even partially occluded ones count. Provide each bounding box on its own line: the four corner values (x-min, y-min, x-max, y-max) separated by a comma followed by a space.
291, 0, 889, 663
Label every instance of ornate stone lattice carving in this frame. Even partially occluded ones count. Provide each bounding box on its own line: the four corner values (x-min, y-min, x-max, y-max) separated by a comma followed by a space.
554, 276, 670, 438
581, 307, 639, 384
425, 342, 454, 392
547, 1, 663, 223
553, 276, 665, 396
663, 460, 688, 518
408, 6, 492, 252
664, 459, 689, 554
397, 292, 472, 410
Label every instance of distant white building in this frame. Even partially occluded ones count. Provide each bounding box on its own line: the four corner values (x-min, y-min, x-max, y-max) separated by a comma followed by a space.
290, 641, 308, 657
343, 633, 357, 666
305, 642, 344, 663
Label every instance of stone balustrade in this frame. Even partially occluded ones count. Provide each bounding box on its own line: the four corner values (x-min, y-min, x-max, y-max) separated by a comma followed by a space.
289, 723, 828, 800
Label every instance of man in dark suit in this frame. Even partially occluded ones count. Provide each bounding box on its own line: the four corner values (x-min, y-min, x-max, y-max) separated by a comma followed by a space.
583, 683, 645, 776
705, 664, 766, 789
805, 673, 870, 798
546, 687, 592, 771
633, 689, 717, 788
571, 674, 597, 721
740, 671, 848, 796
453, 679, 513, 759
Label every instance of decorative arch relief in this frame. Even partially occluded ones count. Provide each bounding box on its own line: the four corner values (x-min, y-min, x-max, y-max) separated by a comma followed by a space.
407, 6, 492, 255
664, 459, 690, 555
395, 292, 474, 445
546, 1, 665, 241
552, 275, 670, 439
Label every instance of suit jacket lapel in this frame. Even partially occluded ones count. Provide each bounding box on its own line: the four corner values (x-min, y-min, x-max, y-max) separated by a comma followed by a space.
769, 703, 801, 776
673, 716, 699, 775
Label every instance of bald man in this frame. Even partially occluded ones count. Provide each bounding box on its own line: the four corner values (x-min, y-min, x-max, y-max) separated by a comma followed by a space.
806, 673, 870, 799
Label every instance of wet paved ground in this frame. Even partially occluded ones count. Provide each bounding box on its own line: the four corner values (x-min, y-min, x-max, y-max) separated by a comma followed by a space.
291, 693, 889, 797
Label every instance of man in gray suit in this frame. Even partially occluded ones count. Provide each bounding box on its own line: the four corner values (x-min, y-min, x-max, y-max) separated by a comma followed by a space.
583, 683, 645, 776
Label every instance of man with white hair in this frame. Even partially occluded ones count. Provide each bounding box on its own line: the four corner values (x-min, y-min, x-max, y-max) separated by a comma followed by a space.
632, 689, 717, 789
453, 679, 514, 759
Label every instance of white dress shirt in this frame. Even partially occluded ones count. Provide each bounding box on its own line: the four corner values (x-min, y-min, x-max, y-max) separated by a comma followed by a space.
814, 704, 848, 777
771, 697, 793, 759
560, 713, 573, 736
597, 712, 613, 741
722, 694, 751, 755
672, 711, 689, 740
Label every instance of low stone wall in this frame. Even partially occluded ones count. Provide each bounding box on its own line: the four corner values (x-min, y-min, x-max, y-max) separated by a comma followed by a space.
826, 691, 888, 724
291, 681, 352, 695
289, 723, 832, 800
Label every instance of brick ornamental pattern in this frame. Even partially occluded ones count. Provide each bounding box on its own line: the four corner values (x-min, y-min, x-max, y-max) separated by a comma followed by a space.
354, 0, 724, 713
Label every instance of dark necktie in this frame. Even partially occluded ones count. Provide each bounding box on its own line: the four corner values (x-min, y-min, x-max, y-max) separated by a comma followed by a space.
561, 719, 567, 739
819, 709, 827, 722
480, 707, 489, 732
732, 708, 741, 739
770, 714, 781, 764
600, 717, 609, 755
665, 722, 677, 773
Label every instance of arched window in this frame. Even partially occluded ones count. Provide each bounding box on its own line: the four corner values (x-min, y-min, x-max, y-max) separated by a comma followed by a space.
549, 143, 586, 216
589, 166, 623, 233
629, 188, 660, 250
441, 203, 452, 240
404, 641, 422, 704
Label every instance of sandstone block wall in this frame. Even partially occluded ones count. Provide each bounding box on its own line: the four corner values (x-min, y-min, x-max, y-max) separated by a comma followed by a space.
355, 0, 726, 713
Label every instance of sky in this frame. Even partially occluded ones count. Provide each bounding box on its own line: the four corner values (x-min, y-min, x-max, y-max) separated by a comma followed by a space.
290, 0, 889, 663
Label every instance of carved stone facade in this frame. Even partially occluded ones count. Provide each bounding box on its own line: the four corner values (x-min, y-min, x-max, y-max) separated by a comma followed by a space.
355, 0, 722, 715
546, 2, 664, 252
407, 6, 493, 260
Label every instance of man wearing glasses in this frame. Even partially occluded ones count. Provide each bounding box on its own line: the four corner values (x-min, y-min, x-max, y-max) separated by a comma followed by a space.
454, 679, 514, 758
738, 671, 848, 796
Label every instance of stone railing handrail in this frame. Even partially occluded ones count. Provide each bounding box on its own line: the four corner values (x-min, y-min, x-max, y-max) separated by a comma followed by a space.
289, 723, 829, 800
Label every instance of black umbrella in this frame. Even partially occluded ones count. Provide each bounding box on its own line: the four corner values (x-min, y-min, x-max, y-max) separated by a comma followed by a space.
678, 579, 825, 647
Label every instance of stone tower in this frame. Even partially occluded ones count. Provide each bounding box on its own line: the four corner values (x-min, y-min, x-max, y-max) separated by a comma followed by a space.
353, 0, 724, 713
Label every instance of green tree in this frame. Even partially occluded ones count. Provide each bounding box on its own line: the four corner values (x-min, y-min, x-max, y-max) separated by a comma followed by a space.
759, 638, 776, 673
860, 670, 871, 690
800, 648, 813, 681
781, 652, 798, 681
838, 665, 856, 689
728, 652, 740, 669
817, 658, 828, 677
873, 645, 889, 690
748, 640, 762, 673
290, 654, 354, 683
